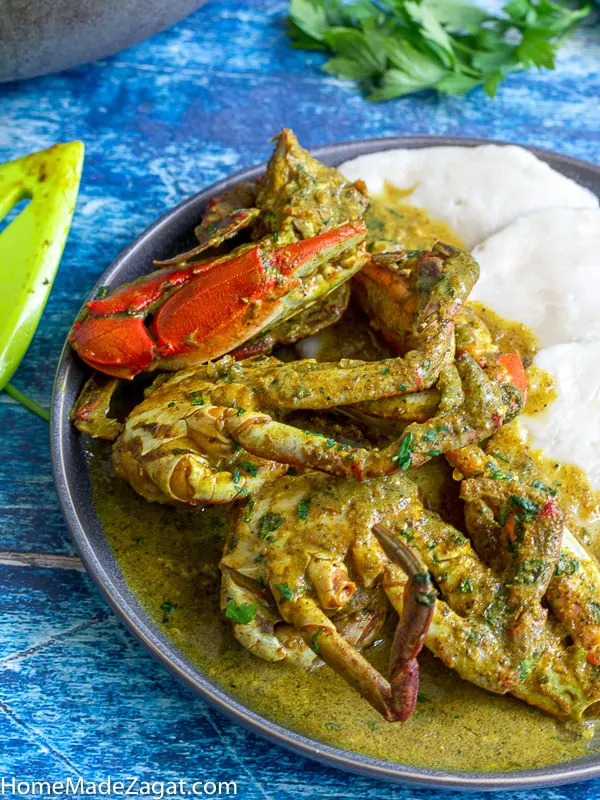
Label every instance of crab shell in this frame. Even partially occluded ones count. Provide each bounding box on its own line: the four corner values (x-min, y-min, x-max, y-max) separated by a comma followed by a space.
69, 221, 367, 379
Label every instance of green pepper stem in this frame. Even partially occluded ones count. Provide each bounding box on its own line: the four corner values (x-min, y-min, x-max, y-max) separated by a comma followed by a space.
4, 383, 50, 423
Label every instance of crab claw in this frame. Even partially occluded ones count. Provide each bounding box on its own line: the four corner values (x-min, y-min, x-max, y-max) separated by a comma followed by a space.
372, 523, 436, 722
69, 221, 367, 378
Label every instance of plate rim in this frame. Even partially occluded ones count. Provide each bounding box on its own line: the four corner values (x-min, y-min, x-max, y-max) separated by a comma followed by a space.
51, 134, 600, 792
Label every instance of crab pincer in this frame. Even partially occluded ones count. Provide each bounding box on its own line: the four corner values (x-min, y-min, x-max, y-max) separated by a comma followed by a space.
69, 221, 367, 378
373, 524, 436, 721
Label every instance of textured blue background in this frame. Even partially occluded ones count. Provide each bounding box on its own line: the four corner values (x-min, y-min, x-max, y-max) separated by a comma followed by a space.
1, 1, 599, 797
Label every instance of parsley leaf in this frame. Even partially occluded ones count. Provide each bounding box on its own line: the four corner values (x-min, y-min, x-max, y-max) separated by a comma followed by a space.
275, 583, 294, 601
258, 512, 285, 539
392, 432, 413, 470
225, 600, 258, 625
287, 0, 590, 101
240, 461, 259, 477
297, 498, 312, 519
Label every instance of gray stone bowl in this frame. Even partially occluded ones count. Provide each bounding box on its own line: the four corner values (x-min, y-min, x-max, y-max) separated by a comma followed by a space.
0, 0, 207, 82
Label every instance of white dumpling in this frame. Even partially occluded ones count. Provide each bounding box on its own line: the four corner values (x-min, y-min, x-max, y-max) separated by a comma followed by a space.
338, 145, 598, 249
519, 343, 600, 489
471, 208, 600, 347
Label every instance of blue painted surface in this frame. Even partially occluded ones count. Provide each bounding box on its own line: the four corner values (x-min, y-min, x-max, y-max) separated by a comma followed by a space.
1, 1, 599, 796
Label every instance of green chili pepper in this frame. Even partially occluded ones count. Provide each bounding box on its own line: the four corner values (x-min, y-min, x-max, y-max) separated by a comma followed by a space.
0, 142, 84, 421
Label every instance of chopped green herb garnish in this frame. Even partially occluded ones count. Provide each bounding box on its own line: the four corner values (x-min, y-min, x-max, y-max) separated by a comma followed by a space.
311, 628, 325, 654
554, 554, 580, 577
381, 367, 390, 376
275, 583, 293, 601
392, 432, 413, 470
514, 559, 546, 585
458, 577, 473, 593
94, 285, 110, 300
225, 600, 258, 625
489, 468, 512, 480
399, 383, 408, 392
532, 479, 557, 496
423, 430, 436, 443
258, 512, 285, 539
242, 497, 256, 522
297, 498, 312, 520
240, 461, 259, 477
510, 494, 540, 521
326, 438, 337, 447
417, 692, 429, 703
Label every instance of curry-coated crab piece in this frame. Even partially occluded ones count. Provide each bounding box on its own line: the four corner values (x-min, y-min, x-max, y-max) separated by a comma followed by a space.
154, 181, 261, 267
69, 129, 369, 379
221, 471, 600, 722
448, 435, 600, 667
111, 246, 500, 505
221, 472, 436, 722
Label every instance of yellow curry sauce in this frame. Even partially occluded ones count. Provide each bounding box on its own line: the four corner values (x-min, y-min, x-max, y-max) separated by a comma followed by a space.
89, 191, 600, 773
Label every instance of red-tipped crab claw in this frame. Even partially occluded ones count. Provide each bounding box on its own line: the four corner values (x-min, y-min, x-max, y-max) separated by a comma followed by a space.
69, 221, 367, 378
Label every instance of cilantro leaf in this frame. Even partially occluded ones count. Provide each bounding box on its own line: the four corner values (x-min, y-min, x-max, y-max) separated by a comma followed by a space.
297, 498, 312, 519
225, 600, 258, 625
392, 432, 413, 470
258, 512, 285, 539
275, 583, 294, 601
287, 0, 590, 101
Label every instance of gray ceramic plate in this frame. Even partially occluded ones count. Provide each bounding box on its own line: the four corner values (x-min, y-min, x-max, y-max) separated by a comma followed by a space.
51, 136, 600, 791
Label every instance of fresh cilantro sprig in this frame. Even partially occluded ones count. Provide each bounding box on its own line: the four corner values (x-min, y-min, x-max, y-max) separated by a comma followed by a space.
287, 0, 590, 99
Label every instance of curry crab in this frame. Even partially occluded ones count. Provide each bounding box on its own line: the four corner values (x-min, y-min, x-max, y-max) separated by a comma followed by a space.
220, 464, 600, 722
108, 243, 526, 505
69, 129, 369, 379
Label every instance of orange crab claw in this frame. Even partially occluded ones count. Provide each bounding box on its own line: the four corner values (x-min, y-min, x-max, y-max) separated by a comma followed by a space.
151, 223, 366, 368
87, 265, 196, 316
70, 316, 156, 378
69, 221, 367, 378
150, 246, 271, 360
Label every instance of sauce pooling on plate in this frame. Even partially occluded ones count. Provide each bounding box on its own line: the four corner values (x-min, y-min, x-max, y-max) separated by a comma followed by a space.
89, 193, 600, 773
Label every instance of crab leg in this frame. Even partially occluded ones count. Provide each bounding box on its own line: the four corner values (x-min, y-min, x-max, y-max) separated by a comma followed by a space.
459, 477, 562, 655
372, 524, 436, 721
226, 351, 524, 480
231, 283, 351, 360
251, 590, 393, 720
448, 444, 600, 665
70, 373, 123, 440
154, 182, 260, 266
375, 493, 600, 718
220, 566, 288, 662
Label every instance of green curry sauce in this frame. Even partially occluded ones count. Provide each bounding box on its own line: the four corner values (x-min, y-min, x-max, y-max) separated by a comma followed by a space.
89, 193, 600, 773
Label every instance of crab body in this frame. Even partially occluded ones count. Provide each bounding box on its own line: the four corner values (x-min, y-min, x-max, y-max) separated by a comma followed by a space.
222, 469, 600, 721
